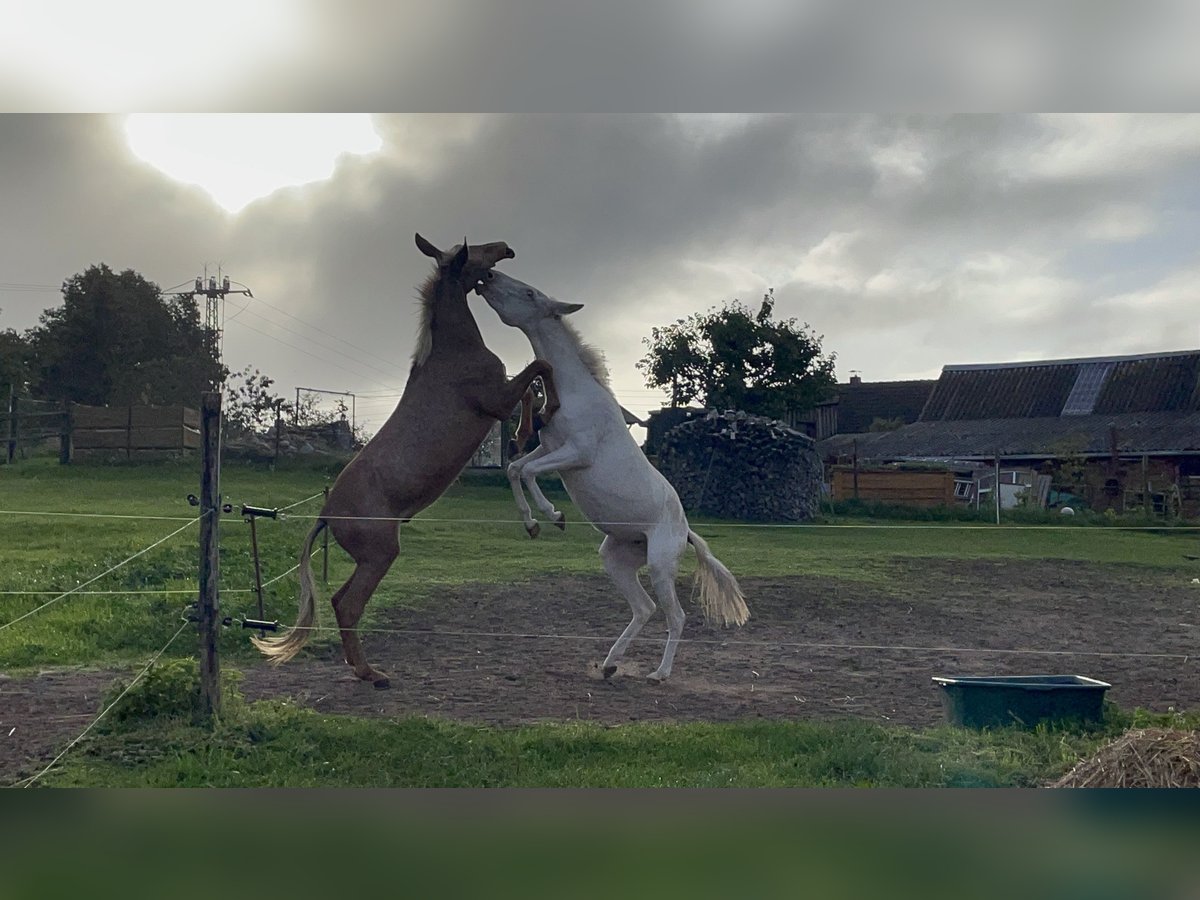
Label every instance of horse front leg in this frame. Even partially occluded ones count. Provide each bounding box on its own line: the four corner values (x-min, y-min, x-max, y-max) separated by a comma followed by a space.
506, 444, 547, 537
510, 443, 588, 538
492, 360, 559, 424
476, 360, 555, 421
525, 471, 566, 531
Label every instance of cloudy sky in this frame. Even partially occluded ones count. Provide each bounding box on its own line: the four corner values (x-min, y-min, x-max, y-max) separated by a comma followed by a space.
2, 5, 1198, 434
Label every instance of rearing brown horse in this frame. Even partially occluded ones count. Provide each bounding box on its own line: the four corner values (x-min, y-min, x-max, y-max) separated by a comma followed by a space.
253, 234, 558, 688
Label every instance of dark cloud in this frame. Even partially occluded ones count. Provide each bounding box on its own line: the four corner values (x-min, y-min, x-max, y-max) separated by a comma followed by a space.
4, 1, 1200, 111
2, 113, 1199, 431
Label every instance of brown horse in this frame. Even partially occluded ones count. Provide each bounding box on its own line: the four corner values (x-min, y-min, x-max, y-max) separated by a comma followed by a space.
253, 234, 558, 688
508, 386, 544, 460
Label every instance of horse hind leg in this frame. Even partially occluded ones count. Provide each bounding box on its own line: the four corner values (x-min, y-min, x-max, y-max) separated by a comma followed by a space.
329, 560, 394, 688
645, 533, 687, 682
329, 527, 399, 689
599, 536, 653, 678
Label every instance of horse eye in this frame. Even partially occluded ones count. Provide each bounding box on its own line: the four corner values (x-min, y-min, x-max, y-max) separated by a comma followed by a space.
526, 290, 534, 299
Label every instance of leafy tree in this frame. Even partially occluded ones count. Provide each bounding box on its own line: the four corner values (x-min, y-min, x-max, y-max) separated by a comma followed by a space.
0, 316, 30, 400
224, 365, 290, 434
25, 264, 223, 406
637, 289, 836, 420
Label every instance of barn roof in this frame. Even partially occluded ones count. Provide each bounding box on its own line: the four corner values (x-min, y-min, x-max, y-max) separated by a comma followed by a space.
820, 411, 1200, 460
820, 379, 936, 432
819, 349, 1200, 460
919, 349, 1200, 421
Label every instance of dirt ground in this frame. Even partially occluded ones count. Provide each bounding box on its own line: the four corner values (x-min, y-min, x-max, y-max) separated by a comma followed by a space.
4, 558, 1199, 784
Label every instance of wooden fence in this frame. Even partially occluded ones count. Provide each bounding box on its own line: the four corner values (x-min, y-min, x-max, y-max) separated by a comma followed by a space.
72, 404, 200, 460
3, 397, 73, 463
1, 399, 200, 463
829, 466, 958, 508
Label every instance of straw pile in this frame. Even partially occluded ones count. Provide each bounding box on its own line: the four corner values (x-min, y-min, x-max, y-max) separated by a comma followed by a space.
1051, 728, 1200, 788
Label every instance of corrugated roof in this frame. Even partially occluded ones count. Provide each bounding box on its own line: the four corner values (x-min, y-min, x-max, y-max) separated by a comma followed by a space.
825, 379, 935, 432
819, 411, 1200, 460
920, 350, 1200, 421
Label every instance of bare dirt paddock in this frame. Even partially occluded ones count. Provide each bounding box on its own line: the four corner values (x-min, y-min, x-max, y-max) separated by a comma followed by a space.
4, 558, 1199, 782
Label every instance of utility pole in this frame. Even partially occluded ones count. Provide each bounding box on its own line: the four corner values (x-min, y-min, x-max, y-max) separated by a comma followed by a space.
165, 267, 252, 390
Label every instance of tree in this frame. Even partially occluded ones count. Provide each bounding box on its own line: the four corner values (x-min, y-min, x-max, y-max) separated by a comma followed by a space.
224, 365, 289, 434
26, 264, 224, 406
0, 316, 30, 399
637, 289, 836, 420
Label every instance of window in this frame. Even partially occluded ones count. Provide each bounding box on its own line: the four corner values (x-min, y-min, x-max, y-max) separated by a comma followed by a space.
1062, 362, 1114, 416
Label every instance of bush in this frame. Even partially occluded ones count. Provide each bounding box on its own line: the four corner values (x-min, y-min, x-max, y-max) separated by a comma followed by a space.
101, 657, 243, 730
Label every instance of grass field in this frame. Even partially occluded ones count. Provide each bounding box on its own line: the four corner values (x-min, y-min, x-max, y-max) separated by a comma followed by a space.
3, 456, 1199, 787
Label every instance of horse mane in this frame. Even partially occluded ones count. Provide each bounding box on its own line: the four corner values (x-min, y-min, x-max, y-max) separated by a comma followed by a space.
559, 317, 612, 391
411, 271, 437, 368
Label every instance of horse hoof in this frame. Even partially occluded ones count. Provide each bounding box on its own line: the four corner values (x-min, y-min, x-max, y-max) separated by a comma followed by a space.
602, 664, 617, 680
527, 523, 540, 539
554, 512, 566, 531
647, 672, 667, 683
373, 676, 391, 690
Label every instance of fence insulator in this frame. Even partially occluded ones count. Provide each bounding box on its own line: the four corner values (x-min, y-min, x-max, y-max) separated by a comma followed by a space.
239, 618, 280, 632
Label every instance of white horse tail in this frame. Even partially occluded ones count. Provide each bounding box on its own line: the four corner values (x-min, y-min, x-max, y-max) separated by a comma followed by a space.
251, 519, 326, 664
686, 530, 749, 627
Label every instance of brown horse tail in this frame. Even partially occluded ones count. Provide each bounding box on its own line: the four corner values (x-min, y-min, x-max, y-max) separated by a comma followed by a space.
686, 530, 750, 628
251, 519, 327, 664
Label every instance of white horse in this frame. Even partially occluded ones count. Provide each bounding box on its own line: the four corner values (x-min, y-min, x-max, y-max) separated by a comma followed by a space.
475, 270, 749, 681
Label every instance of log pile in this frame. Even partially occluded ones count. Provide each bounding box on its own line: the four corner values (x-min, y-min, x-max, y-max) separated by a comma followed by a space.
657, 409, 823, 522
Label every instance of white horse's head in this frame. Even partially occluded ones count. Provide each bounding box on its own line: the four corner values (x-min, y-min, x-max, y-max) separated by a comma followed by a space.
474, 270, 583, 330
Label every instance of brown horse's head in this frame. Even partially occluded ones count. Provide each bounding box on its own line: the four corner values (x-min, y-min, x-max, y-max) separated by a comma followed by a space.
414, 233, 514, 283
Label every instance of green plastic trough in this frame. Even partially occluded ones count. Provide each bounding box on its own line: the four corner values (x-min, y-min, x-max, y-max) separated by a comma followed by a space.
932, 675, 1111, 729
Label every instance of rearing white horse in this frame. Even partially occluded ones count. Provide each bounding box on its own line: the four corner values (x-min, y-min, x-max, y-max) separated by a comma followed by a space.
475, 270, 749, 681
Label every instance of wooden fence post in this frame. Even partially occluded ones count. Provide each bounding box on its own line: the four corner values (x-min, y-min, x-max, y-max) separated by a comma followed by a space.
852, 439, 859, 501
994, 451, 1001, 525
273, 400, 283, 465
6, 388, 17, 464
322, 485, 330, 584
198, 391, 222, 720
59, 401, 72, 464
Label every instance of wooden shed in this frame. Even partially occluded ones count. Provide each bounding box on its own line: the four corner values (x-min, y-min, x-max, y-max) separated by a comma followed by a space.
829, 465, 958, 508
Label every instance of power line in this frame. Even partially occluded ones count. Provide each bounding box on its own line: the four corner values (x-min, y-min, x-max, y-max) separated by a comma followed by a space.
236, 306, 406, 383
248, 293, 411, 376
231, 318, 403, 391
0, 282, 59, 293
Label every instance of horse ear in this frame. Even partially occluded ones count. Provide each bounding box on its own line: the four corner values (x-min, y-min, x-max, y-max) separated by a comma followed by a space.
552, 300, 584, 316
449, 239, 470, 273
415, 233, 441, 260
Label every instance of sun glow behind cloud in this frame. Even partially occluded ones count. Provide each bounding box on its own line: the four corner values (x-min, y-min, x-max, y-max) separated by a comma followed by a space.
0, 0, 305, 109
124, 114, 384, 213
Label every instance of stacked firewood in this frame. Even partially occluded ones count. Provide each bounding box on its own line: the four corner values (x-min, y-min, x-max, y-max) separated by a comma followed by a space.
657, 409, 823, 522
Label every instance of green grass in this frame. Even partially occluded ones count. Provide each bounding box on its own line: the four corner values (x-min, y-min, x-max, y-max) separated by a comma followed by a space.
36, 659, 1200, 788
